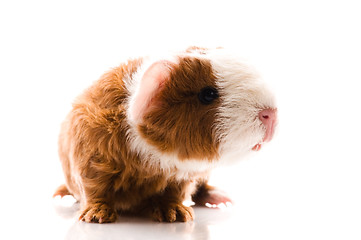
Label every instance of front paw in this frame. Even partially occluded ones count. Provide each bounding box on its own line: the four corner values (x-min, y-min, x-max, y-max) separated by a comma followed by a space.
152, 202, 194, 223
79, 203, 117, 223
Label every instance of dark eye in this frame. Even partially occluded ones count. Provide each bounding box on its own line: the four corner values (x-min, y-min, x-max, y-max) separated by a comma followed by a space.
198, 87, 219, 105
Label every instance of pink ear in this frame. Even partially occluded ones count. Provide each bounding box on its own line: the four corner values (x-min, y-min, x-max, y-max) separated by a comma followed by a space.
129, 61, 172, 124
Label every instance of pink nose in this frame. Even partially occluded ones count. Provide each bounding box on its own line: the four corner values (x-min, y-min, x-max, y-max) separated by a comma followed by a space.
258, 108, 277, 142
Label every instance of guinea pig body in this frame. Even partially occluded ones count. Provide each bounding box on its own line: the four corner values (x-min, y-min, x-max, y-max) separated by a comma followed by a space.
55, 47, 277, 223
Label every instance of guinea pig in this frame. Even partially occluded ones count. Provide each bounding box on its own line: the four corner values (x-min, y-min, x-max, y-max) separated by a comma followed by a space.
54, 46, 277, 223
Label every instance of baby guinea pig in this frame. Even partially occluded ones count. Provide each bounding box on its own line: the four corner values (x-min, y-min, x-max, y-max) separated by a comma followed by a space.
54, 46, 278, 223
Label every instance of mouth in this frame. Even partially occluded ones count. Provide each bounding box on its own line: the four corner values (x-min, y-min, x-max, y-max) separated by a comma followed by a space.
252, 143, 262, 151
252, 118, 277, 151
252, 128, 275, 151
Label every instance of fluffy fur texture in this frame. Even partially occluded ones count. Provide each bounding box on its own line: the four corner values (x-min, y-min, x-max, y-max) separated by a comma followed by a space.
55, 47, 277, 223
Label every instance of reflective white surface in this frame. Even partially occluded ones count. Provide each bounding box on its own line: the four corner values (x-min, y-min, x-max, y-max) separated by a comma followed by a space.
1, 0, 361, 239
56, 202, 234, 240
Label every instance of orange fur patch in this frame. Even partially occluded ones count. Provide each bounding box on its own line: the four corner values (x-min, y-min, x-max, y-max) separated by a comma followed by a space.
139, 57, 220, 160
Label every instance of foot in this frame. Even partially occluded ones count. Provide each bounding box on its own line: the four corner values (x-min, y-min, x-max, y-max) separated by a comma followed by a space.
79, 203, 117, 223
193, 184, 232, 207
151, 202, 194, 222
53, 184, 72, 198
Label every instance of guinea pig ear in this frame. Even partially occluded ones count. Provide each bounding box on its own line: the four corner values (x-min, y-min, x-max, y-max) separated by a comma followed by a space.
128, 60, 172, 124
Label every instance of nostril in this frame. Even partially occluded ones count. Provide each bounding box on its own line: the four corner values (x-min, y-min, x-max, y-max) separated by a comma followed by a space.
258, 108, 278, 142
258, 108, 277, 124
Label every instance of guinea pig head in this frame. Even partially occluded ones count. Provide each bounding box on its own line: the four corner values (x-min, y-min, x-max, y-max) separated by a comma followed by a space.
128, 49, 277, 166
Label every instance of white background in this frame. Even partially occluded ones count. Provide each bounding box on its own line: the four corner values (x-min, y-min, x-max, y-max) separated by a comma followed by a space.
0, 0, 360, 239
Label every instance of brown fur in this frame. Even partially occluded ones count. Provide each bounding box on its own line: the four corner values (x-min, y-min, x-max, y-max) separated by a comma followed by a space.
56, 56, 223, 223
139, 57, 220, 160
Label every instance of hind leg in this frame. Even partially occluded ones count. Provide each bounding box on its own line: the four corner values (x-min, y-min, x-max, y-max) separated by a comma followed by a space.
192, 182, 232, 207
53, 184, 72, 198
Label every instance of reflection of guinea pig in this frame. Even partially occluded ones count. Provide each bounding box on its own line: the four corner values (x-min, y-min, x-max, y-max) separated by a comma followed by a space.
54, 46, 278, 223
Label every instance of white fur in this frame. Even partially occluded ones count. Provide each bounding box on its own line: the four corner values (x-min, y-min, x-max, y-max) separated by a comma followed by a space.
125, 48, 276, 177
204, 49, 277, 163
125, 125, 217, 180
